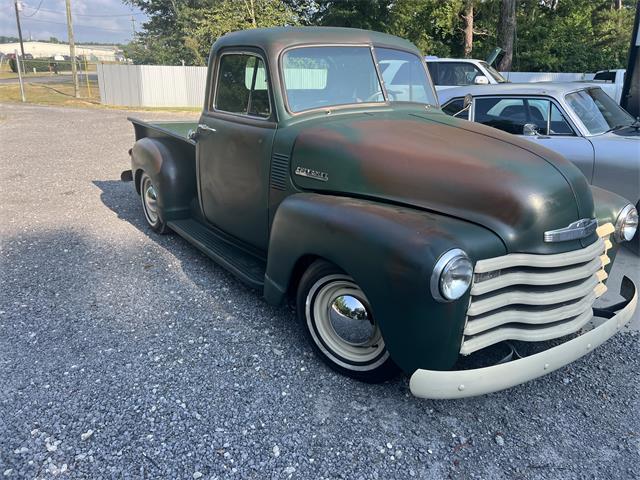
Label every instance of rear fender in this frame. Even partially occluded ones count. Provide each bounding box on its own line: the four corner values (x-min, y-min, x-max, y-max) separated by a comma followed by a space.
264, 193, 504, 372
131, 137, 196, 221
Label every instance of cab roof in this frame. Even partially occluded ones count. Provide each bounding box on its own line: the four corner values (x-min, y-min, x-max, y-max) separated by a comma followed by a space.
210, 26, 421, 59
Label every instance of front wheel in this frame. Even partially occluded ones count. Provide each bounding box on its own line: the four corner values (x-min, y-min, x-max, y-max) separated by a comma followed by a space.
296, 260, 398, 383
139, 172, 168, 234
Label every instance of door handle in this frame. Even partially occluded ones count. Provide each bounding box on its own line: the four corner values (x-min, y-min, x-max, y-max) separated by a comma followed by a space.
188, 124, 216, 141
197, 124, 216, 133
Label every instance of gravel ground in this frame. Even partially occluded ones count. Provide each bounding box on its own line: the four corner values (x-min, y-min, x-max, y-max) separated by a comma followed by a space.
1, 103, 638, 480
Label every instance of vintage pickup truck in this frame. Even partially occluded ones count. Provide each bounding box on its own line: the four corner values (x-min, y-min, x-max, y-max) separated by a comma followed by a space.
124, 27, 638, 399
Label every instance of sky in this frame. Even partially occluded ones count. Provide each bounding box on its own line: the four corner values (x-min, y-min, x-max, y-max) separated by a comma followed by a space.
0, 0, 147, 45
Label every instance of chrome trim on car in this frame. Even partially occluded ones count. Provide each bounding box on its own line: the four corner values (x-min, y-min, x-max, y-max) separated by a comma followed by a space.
430, 248, 470, 303
543, 218, 598, 242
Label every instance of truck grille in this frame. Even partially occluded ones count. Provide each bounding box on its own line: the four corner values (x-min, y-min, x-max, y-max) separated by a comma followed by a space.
460, 223, 614, 355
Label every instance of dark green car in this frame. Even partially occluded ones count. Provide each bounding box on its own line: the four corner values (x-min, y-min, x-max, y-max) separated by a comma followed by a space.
126, 27, 638, 399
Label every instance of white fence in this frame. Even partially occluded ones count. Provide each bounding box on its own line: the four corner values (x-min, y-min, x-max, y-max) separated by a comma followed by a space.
97, 64, 207, 107
96, 63, 598, 108
500, 71, 595, 82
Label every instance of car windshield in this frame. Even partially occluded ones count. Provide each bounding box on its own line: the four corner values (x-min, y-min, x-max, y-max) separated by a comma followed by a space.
565, 88, 634, 135
281, 46, 436, 113
480, 61, 507, 83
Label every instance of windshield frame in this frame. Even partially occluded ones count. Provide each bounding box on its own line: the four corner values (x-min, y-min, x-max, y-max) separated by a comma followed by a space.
564, 87, 634, 136
279, 43, 437, 116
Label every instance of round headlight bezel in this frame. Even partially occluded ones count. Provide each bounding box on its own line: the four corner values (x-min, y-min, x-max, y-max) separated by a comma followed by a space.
430, 249, 474, 303
614, 204, 638, 243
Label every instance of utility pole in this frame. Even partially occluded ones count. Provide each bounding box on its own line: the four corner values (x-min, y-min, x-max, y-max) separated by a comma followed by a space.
131, 16, 136, 38
13, 1, 25, 57
65, 0, 80, 98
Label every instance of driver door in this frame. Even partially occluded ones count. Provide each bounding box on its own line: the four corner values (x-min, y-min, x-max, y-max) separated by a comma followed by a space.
196, 51, 276, 251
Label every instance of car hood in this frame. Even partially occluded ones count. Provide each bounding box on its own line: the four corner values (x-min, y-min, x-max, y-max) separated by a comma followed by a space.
289, 110, 595, 254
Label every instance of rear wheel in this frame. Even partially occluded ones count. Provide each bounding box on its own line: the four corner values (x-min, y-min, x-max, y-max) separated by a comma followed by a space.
296, 260, 398, 383
140, 172, 167, 234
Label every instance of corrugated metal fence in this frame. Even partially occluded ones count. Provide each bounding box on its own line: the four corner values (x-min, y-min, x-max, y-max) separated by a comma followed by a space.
96, 63, 597, 108
97, 64, 207, 107
501, 71, 594, 82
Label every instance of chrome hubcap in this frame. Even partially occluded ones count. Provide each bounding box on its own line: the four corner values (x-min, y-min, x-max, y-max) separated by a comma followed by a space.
142, 176, 158, 224
330, 295, 376, 345
306, 275, 387, 367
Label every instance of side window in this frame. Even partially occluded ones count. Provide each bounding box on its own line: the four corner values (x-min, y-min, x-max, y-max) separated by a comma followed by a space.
475, 97, 573, 136
475, 97, 528, 134
429, 62, 483, 86
527, 99, 574, 136
442, 98, 468, 120
215, 54, 271, 118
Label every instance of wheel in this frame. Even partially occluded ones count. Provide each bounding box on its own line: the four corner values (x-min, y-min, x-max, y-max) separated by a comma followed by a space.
296, 260, 399, 383
139, 172, 168, 234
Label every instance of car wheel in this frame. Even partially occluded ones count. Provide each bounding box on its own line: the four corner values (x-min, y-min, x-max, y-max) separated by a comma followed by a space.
140, 172, 167, 234
297, 260, 399, 383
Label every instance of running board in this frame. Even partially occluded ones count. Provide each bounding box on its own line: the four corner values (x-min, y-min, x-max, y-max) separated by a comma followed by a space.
168, 219, 266, 289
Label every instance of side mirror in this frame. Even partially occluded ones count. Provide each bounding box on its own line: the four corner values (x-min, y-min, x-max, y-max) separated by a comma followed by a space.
463, 93, 473, 110
523, 123, 539, 136
453, 94, 474, 118
474, 75, 489, 85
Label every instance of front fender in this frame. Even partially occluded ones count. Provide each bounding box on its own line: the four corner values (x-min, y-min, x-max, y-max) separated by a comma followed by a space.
265, 193, 505, 372
591, 185, 635, 267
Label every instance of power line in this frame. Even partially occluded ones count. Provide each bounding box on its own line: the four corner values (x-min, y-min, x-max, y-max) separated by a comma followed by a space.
22, 0, 44, 17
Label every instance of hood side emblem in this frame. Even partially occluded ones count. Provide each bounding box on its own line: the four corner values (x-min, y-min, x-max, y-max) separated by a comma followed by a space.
295, 166, 328, 182
544, 218, 598, 243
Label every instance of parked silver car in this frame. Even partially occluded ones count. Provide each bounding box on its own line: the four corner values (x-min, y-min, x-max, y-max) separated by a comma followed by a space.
439, 84, 639, 231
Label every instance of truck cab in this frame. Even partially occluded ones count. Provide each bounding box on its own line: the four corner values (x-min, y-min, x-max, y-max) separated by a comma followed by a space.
127, 27, 637, 399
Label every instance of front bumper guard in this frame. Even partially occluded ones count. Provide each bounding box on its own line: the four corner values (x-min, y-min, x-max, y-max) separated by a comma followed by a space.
410, 276, 637, 400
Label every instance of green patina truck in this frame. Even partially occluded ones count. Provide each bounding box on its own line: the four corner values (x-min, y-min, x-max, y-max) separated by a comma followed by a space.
125, 27, 638, 399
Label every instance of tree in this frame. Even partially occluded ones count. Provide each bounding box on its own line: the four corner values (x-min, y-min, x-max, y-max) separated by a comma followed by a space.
125, 0, 299, 65
497, 0, 516, 71
462, 0, 474, 58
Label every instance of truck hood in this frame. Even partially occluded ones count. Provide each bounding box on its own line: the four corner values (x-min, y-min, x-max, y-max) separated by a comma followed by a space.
290, 110, 595, 254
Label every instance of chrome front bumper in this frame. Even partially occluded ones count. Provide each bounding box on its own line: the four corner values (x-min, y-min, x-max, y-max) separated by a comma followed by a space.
410, 276, 637, 400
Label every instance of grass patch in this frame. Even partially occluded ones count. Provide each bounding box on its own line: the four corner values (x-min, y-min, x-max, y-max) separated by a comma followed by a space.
0, 81, 201, 113
0, 81, 101, 107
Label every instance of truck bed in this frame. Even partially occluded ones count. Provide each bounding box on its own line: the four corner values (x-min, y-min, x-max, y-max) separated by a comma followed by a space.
128, 118, 198, 143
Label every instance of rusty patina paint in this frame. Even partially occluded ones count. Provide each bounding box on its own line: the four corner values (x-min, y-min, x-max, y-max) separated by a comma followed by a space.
288, 109, 595, 254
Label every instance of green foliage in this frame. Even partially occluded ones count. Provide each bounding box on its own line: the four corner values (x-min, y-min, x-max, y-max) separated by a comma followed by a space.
125, 0, 636, 72
8, 58, 86, 73
125, 0, 299, 65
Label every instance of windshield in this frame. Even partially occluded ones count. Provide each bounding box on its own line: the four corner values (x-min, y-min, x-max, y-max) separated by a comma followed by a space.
480, 61, 507, 83
565, 88, 634, 135
281, 46, 436, 113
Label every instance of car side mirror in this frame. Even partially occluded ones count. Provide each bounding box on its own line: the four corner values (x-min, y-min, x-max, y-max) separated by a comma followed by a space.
474, 75, 489, 85
463, 93, 473, 110
523, 123, 539, 136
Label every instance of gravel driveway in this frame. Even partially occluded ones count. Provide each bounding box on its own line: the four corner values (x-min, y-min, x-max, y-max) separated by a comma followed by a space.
1, 103, 638, 479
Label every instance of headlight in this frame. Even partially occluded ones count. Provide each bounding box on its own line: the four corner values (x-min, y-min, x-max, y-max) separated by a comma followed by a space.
430, 249, 473, 302
614, 204, 638, 242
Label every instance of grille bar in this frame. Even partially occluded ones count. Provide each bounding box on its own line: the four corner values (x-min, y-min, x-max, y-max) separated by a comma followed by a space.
463, 290, 597, 336
460, 223, 614, 356
460, 309, 594, 355
471, 256, 603, 296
